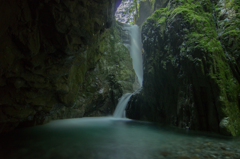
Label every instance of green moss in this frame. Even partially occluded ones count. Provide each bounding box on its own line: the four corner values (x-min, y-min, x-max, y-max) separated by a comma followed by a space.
68, 53, 88, 100
217, 0, 240, 64
215, 0, 240, 136
146, 7, 168, 21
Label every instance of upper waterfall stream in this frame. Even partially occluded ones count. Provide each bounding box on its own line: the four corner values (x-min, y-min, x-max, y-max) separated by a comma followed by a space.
124, 24, 143, 86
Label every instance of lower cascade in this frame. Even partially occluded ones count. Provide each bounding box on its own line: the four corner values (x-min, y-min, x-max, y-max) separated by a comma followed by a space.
113, 93, 132, 118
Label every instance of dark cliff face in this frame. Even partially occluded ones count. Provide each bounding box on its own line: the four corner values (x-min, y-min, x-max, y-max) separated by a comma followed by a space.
0, 0, 135, 132
127, 0, 240, 136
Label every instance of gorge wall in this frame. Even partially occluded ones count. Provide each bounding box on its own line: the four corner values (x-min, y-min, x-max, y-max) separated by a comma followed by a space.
127, 0, 240, 136
0, 0, 135, 132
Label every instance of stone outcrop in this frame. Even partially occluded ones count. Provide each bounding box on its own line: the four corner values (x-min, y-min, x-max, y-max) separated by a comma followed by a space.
127, 0, 240, 136
0, 0, 135, 132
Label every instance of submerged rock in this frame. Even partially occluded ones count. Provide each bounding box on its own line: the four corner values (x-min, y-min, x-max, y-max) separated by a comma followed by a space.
219, 117, 231, 135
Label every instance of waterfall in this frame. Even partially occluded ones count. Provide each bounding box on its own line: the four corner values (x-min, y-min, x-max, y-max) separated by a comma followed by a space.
113, 24, 143, 118
113, 93, 132, 118
122, 24, 143, 86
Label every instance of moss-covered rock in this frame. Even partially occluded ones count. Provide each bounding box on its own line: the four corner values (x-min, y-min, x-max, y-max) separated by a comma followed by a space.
127, 0, 240, 136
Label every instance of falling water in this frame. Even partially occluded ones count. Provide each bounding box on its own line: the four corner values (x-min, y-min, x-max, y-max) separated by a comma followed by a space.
122, 24, 143, 86
113, 24, 143, 118
113, 93, 132, 118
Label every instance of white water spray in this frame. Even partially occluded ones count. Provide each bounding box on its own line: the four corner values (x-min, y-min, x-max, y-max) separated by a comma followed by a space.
113, 93, 132, 118
113, 24, 143, 118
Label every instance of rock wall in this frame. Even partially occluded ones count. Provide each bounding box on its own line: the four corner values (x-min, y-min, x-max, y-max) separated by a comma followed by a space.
81, 22, 135, 117
135, 0, 169, 26
0, 0, 135, 132
127, 0, 240, 136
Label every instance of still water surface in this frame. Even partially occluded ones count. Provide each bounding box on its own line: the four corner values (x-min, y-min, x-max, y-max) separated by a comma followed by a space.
0, 117, 239, 159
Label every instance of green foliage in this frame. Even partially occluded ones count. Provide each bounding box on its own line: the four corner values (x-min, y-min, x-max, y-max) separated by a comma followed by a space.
215, 0, 240, 136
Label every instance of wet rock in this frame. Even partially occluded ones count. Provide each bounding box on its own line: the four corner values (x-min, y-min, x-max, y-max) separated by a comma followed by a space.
191, 157, 200, 159
160, 151, 171, 157
195, 149, 201, 152
219, 117, 232, 135
177, 156, 190, 159
222, 151, 234, 156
